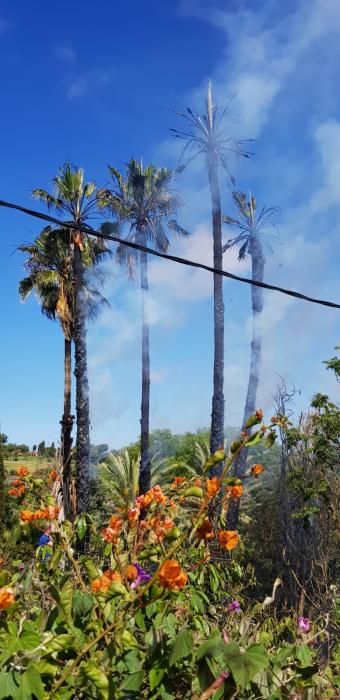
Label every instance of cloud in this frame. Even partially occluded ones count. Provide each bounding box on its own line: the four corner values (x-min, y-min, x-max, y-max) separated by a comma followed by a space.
54, 44, 76, 62
148, 223, 251, 301
66, 69, 114, 100
311, 119, 340, 211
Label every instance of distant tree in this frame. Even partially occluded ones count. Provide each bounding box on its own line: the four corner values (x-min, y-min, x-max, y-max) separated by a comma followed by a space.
32, 444, 37, 453
98, 160, 188, 495
90, 444, 109, 465
38, 441, 46, 456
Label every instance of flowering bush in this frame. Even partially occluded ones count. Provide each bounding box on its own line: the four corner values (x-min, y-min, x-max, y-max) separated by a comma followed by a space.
0, 413, 338, 698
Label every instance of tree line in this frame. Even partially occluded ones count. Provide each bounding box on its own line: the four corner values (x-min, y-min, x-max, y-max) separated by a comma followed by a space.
13, 83, 280, 525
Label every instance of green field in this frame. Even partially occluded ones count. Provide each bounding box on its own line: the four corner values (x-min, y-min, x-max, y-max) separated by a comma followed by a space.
4, 455, 53, 474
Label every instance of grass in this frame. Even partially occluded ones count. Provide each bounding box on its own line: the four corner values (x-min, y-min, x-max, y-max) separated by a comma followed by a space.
5, 455, 53, 474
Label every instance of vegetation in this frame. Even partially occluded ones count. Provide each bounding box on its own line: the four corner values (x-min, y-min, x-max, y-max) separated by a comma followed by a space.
0, 81, 338, 698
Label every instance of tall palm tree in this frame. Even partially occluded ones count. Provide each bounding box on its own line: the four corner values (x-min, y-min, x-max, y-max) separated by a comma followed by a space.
98, 160, 188, 494
19, 226, 109, 518
223, 190, 279, 527
32, 163, 108, 514
171, 82, 251, 474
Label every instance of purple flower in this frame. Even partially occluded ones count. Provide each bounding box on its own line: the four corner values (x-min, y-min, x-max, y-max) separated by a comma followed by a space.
298, 616, 310, 633
18, 563, 25, 573
227, 599, 241, 613
130, 563, 152, 589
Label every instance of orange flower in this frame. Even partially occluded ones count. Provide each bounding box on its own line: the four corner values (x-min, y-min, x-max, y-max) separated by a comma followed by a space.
49, 469, 59, 481
16, 466, 29, 477
91, 570, 122, 593
0, 587, 15, 610
8, 485, 26, 497
206, 477, 221, 499
12, 479, 23, 487
125, 564, 138, 582
226, 484, 244, 499
149, 515, 174, 540
20, 510, 36, 523
108, 515, 123, 531
127, 507, 140, 525
194, 478, 202, 487
218, 530, 239, 551
136, 485, 167, 509
255, 409, 264, 420
251, 464, 265, 478
171, 476, 186, 489
158, 560, 188, 590
43, 506, 60, 521
196, 518, 214, 542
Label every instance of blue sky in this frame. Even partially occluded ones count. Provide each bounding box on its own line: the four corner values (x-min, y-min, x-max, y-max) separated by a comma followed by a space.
0, 0, 339, 449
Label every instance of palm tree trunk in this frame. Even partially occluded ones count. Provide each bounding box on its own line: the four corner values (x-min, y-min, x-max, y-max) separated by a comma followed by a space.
208, 156, 225, 475
138, 232, 151, 495
228, 236, 265, 528
60, 336, 74, 519
73, 240, 90, 514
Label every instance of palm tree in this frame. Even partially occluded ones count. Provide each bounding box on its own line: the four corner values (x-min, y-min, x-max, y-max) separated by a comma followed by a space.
222, 190, 279, 527
171, 82, 251, 474
19, 226, 109, 518
100, 445, 208, 514
98, 159, 189, 495
32, 163, 108, 514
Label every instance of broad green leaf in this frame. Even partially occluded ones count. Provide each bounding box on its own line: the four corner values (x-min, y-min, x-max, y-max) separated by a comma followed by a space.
19, 630, 41, 651
72, 591, 93, 618
149, 662, 166, 690
223, 643, 269, 689
76, 515, 87, 541
134, 609, 146, 631
294, 644, 313, 668
13, 667, 45, 700
263, 431, 276, 448
0, 670, 18, 699
196, 633, 225, 661
120, 671, 145, 692
169, 630, 193, 667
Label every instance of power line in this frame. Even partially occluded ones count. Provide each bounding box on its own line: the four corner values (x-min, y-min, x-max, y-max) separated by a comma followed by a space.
1, 197, 339, 309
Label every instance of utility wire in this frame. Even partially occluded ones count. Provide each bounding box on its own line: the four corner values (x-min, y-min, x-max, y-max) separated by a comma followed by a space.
1, 197, 339, 310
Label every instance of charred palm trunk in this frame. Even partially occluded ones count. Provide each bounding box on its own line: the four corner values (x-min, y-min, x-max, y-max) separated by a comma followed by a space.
60, 336, 74, 519
208, 155, 225, 475
138, 230, 151, 495
228, 236, 265, 529
73, 238, 90, 514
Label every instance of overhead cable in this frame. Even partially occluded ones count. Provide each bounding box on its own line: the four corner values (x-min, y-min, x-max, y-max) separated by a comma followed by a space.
0, 198, 339, 309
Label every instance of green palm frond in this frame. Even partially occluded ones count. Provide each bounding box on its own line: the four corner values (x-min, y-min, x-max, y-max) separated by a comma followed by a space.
19, 277, 34, 301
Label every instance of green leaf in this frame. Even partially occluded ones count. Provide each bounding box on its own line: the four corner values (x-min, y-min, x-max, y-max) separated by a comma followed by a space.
196, 633, 225, 661
294, 644, 313, 668
72, 591, 93, 618
80, 662, 109, 699
44, 634, 75, 654
19, 630, 41, 651
245, 430, 263, 447
223, 643, 269, 689
169, 630, 193, 667
120, 671, 145, 692
76, 515, 87, 541
263, 431, 276, 448
14, 667, 45, 700
134, 609, 146, 631
0, 670, 18, 699
149, 662, 166, 690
